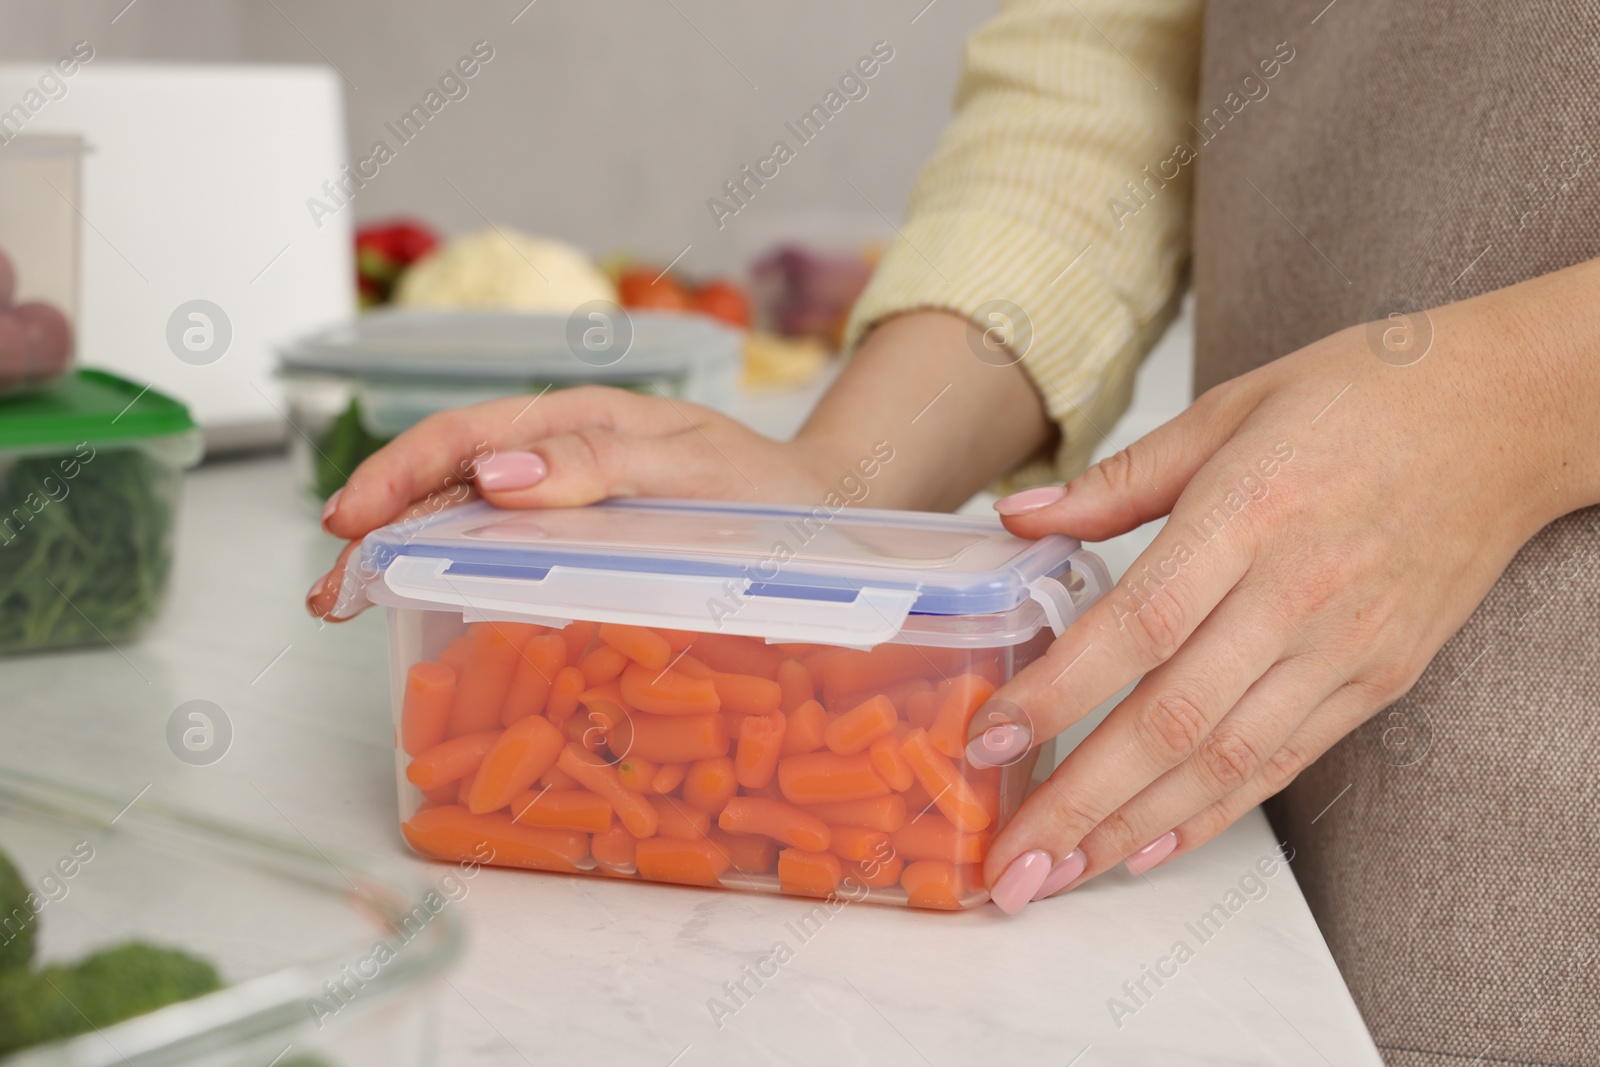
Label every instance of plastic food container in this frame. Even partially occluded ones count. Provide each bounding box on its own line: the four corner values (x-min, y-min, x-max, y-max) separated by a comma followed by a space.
278, 309, 743, 501
346, 498, 1110, 910
0, 769, 461, 1066
0, 369, 202, 654
0, 135, 84, 396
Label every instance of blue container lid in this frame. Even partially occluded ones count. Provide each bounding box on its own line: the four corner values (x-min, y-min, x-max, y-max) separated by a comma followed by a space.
353, 499, 1108, 647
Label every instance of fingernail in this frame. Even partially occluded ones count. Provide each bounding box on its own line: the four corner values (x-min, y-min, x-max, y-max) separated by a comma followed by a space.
1030, 848, 1087, 901
305, 572, 327, 608
1125, 831, 1178, 875
966, 723, 1031, 768
320, 487, 343, 529
993, 485, 1065, 516
476, 451, 548, 492
991, 849, 1052, 915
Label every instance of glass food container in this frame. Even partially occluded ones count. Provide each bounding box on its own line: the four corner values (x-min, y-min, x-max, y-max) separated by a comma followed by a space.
0, 770, 461, 1066
0, 369, 202, 654
277, 309, 743, 502
340, 498, 1110, 910
0, 135, 84, 396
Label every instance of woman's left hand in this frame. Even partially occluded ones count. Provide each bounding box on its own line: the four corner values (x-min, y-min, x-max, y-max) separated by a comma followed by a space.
977, 265, 1600, 913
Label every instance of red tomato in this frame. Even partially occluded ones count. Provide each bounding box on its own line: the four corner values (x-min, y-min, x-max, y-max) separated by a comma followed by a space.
691, 280, 750, 328
618, 267, 692, 311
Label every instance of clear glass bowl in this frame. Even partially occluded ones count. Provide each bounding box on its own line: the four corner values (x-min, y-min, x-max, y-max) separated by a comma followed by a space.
0, 770, 462, 1066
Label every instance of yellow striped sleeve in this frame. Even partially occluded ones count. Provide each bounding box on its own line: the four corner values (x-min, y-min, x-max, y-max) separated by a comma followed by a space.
844, 0, 1203, 481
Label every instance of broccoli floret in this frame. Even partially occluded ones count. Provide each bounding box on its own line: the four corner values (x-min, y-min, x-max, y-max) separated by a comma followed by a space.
0, 849, 35, 972
0, 941, 222, 1055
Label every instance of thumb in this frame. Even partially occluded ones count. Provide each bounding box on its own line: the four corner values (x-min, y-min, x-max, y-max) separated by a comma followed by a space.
997, 389, 1249, 541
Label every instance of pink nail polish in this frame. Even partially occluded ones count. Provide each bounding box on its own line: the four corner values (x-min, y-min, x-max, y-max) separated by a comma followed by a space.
476, 451, 548, 492
1030, 848, 1087, 901
966, 723, 1031, 768
320, 487, 343, 528
1125, 831, 1178, 875
305, 572, 327, 603
993, 485, 1065, 516
991, 849, 1052, 915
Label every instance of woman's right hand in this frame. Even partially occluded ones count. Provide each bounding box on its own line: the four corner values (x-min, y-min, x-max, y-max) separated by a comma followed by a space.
306, 384, 833, 619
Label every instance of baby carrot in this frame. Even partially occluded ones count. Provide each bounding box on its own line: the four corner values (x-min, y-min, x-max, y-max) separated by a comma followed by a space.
446, 624, 525, 737
905, 687, 938, 731
671, 653, 713, 679
655, 628, 699, 652
798, 795, 907, 833
651, 761, 688, 794
688, 633, 785, 679
828, 825, 892, 863
891, 814, 991, 864
718, 797, 831, 851
615, 755, 658, 793
709, 829, 778, 874
927, 674, 997, 758
557, 744, 659, 838
591, 824, 637, 869
711, 672, 782, 716
777, 848, 842, 898
900, 728, 992, 833
779, 699, 828, 756
635, 837, 730, 887
825, 676, 931, 717
868, 733, 915, 791
406, 731, 501, 790
778, 752, 890, 806
539, 764, 581, 790
799, 646, 848, 690
821, 644, 932, 701
455, 776, 475, 807
402, 805, 587, 872
465, 716, 565, 813
650, 795, 712, 840
401, 661, 457, 756
597, 622, 673, 670
681, 756, 739, 813
560, 619, 600, 662
850, 853, 905, 889
419, 782, 458, 807
823, 695, 898, 756
776, 658, 814, 713
612, 711, 730, 763
438, 634, 470, 675
618, 662, 720, 716
545, 667, 588, 726
500, 633, 569, 726
509, 788, 614, 833
577, 644, 629, 687
733, 712, 786, 789
901, 859, 965, 910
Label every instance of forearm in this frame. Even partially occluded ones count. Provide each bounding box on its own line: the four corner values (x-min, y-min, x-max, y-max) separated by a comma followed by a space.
793, 310, 1055, 511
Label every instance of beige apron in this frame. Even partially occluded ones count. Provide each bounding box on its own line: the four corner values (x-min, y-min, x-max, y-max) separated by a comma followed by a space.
1192, 3, 1600, 1064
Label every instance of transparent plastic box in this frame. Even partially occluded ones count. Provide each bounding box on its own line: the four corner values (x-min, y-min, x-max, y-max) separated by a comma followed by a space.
277, 309, 743, 502
0, 135, 83, 396
340, 499, 1110, 910
0, 770, 461, 1066
0, 370, 202, 654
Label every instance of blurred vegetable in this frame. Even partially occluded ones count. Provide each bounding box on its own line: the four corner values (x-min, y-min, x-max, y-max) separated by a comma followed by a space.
0, 942, 221, 1055
396, 228, 616, 312
742, 331, 827, 390
0, 448, 179, 651
616, 266, 692, 311
691, 279, 751, 328
0, 849, 33, 972
356, 219, 439, 308
750, 244, 875, 347
312, 398, 390, 501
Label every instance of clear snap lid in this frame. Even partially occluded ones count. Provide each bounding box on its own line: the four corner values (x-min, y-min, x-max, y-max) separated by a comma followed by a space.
350, 499, 1110, 647
278, 308, 741, 383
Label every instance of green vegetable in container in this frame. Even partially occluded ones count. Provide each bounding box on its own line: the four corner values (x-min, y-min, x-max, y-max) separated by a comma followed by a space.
312, 398, 390, 501
0, 447, 181, 651
0, 849, 34, 972
0, 941, 221, 1055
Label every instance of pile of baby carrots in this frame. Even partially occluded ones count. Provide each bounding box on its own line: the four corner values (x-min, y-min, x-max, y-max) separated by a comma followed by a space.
398, 620, 1017, 909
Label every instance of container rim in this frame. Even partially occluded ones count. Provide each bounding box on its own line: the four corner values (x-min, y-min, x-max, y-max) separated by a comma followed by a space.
0, 768, 464, 1067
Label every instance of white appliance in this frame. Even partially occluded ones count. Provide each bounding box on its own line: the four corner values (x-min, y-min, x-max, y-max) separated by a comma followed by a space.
0, 61, 354, 450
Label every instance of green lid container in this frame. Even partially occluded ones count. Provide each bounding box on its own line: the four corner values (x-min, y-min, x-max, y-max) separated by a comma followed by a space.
0, 370, 202, 653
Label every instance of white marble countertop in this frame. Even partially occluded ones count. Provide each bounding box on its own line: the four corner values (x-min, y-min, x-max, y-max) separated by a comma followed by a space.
3, 310, 1381, 1066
